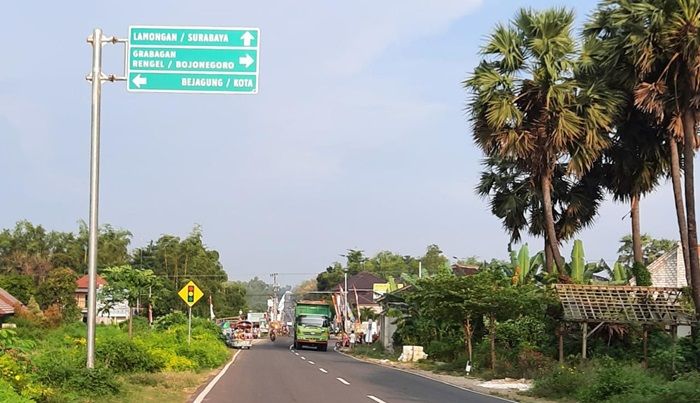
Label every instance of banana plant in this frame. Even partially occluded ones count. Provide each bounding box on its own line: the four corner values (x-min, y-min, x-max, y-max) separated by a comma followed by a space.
509, 243, 544, 285
560, 240, 609, 284
603, 261, 631, 285
569, 240, 586, 284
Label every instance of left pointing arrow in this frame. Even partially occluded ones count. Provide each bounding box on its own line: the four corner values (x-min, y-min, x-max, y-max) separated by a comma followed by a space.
132, 74, 147, 88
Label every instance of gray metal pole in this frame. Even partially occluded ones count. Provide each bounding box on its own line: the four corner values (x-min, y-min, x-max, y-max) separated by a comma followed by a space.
86, 28, 104, 369
344, 270, 348, 331
419, 261, 422, 278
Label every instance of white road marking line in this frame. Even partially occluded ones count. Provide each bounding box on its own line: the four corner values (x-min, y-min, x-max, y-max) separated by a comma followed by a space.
367, 396, 386, 403
295, 352, 299, 356
192, 350, 241, 403
336, 377, 350, 385
319, 368, 328, 373
289, 345, 293, 350
308, 361, 315, 364
301, 356, 306, 360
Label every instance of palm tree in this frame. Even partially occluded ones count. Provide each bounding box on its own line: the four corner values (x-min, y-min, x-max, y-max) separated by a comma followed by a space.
585, 1, 700, 299
584, 4, 687, 277
477, 156, 603, 272
466, 8, 620, 272
602, 111, 668, 264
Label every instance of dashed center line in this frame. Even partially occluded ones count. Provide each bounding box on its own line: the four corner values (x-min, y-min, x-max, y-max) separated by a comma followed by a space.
336, 377, 350, 385
301, 357, 306, 360
294, 353, 299, 356
308, 361, 315, 364
319, 368, 328, 373
367, 396, 386, 403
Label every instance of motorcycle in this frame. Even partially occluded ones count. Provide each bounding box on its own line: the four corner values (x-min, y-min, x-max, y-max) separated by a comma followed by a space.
269, 329, 276, 342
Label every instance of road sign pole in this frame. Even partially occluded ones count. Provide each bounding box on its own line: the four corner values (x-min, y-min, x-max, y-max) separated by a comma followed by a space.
86, 27, 104, 370
188, 306, 192, 345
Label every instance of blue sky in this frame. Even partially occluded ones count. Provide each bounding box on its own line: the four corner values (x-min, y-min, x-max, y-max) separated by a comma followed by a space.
1, 1, 688, 286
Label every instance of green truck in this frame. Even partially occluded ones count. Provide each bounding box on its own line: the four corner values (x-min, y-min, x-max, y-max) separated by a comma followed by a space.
294, 301, 331, 351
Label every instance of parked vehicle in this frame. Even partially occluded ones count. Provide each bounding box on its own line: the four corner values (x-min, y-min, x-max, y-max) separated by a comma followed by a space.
293, 301, 331, 351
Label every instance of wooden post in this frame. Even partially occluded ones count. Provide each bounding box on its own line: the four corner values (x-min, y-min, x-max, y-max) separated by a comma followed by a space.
642, 327, 648, 368
581, 322, 588, 360
558, 324, 564, 363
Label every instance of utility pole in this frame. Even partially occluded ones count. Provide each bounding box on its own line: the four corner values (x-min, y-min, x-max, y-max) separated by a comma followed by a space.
85, 28, 126, 369
270, 272, 279, 321
344, 268, 349, 332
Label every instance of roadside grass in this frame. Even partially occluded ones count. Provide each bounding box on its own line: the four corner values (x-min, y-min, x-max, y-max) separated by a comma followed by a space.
92, 370, 219, 403
347, 342, 400, 360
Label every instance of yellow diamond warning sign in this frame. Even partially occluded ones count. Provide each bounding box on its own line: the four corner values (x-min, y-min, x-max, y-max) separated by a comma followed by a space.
178, 280, 203, 307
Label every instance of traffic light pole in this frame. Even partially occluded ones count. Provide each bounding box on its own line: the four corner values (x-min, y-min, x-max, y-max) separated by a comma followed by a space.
188, 306, 192, 345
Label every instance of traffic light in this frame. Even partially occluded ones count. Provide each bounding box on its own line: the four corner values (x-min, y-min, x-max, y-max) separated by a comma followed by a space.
187, 285, 194, 303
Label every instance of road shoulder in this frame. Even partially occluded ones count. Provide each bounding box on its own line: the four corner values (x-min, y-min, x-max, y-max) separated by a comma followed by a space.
335, 349, 551, 403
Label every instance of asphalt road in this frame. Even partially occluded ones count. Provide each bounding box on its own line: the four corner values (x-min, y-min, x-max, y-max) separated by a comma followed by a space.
197, 337, 511, 403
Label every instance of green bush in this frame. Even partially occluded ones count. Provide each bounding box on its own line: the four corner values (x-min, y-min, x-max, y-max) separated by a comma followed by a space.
426, 339, 462, 361
578, 361, 663, 403
654, 372, 700, 402
153, 312, 187, 330
65, 367, 121, 396
96, 337, 163, 373
33, 349, 84, 386
531, 365, 589, 399
176, 340, 228, 369
119, 316, 150, 334
0, 378, 33, 403
33, 348, 120, 397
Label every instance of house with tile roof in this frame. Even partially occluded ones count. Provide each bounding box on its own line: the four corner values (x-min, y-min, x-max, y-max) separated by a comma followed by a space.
645, 243, 694, 288
644, 243, 694, 337
75, 274, 130, 324
332, 272, 386, 315
0, 287, 23, 320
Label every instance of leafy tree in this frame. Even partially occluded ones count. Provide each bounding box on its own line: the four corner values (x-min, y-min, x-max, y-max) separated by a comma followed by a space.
214, 282, 247, 318
617, 234, 677, 267
316, 263, 344, 291
466, 7, 621, 273
133, 226, 228, 317
240, 277, 273, 312
420, 244, 448, 277
406, 270, 543, 369
101, 265, 159, 338
365, 251, 415, 279
341, 249, 367, 275
35, 267, 79, 319
0, 274, 34, 305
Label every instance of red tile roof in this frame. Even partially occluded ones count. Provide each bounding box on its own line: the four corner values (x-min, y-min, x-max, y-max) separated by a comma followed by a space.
452, 264, 479, 277
76, 274, 107, 289
331, 272, 385, 292
0, 288, 22, 316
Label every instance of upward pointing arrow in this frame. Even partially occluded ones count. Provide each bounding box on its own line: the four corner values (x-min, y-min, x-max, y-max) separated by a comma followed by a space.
241, 31, 255, 47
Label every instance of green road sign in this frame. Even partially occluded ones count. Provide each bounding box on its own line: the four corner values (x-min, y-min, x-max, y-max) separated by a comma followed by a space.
127, 26, 259, 94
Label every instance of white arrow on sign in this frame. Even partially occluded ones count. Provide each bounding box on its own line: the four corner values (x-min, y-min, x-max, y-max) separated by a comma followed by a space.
132, 74, 147, 88
241, 31, 254, 47
239, 54, 254, 68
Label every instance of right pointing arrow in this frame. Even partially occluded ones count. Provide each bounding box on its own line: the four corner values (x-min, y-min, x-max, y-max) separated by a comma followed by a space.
239, 54, 254, 68
132, 74, 147, 88
241, 31, 254, 47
